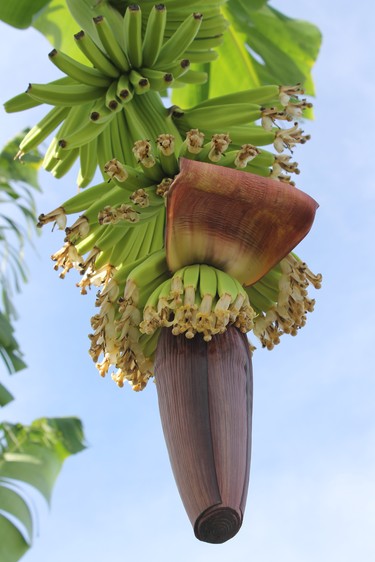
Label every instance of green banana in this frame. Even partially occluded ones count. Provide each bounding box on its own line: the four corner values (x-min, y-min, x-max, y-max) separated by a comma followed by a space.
183, 264, 200, 296
196, 85, 280, 109
123, 250, 168, 309
42, 137, 60, 172
176, 69, 208, 85
4, 76, 74, 113
48, 49, 112, 88
162, 59, 191, 79
183, 49, 219, 63
90, 103, 114, 125
253, 277, 279, 303
124, 249, 168, 297
139, 329, 161, 360
195, 133, 231, 163
123, 102, 150, 145
116, 107, 138, 164
61, 181, 116, 214
137, 217, 158, 258
216, 268, 238, 303
74, 30, 120, 78
130, 186, 163, 208
211, 125, 276, 147
101, 227, 144, 268
17, 106, 69, 157
50, 148, 80, 179
97, 122, 115, 172
26, 82, 104, 106
108, 115, 126, 165
142, 3, 167, 67
156, 13, 203, 66
4, 92, 42, 113
49, 102, 93, 161
142, 277, 171, 317
77, 136, 98, 188
245, 285, 275, 314
199, 264, 217, 300
156, 134, 179, 177
94, 0, 127, 51
137, 269, 171, 310
74, 185, 129, 225
123, 4, 143, 69
105, 81, 121, 111
132, 91, 183, 149
129, 70, 150, 95
184, 35, 224, 51
85, 227, 129, 270
139, 68, 174, 91
175, 103, 262, 130
116, 75, 133, 104
93, 15, 130, 72
149, 207, 165, 254
105, 159, 150, 194
75, 224, 103, 255
58, 113, 115, 151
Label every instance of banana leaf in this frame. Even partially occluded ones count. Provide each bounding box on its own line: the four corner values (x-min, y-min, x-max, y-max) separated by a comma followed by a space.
172, 0, 322, 106
0, 417, 85, 562
0, 0, 52, 29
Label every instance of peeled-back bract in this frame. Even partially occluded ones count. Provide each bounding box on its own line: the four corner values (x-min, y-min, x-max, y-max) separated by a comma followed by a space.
166, 158, 318, 285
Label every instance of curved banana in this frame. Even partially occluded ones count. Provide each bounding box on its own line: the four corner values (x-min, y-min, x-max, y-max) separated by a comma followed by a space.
176, 69, 208, 85
142, 4, 167, 67
77, 136, 98, 188
74, 30, 120, 78
17, 106, 69, 157
123, 4, 143, 69
48, 48, 112, 88
155, 13, 203, 67
116, 75, 133, 104
129, 70, 150, 95
174, 103, 262, 131
139, 68, 174, 91
50, 148, 79, 179
195, 85, 280, 109
26, 82, 104, 106
93, 15, 130, 72
4, 76, 74, 113
60, 181, 116, 214
124, 248, 168, 306
58, 113, 115, 151
105, 81, 121, 111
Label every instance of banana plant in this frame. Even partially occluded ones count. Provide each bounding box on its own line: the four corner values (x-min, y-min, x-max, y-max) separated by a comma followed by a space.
2, 0, 322, 544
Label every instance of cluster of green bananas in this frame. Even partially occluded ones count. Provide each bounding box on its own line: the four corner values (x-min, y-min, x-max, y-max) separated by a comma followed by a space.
37, 135, 320, 389
140, 263, 256, 341
246, 255, 322, 350
5, 20, 310, 189
4, 2, 227, 187
5, 0, 321, 390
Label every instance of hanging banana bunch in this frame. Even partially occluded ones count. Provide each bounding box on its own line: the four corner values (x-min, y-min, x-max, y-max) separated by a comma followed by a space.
5, 0, 322, 543
4, 2, 228, 186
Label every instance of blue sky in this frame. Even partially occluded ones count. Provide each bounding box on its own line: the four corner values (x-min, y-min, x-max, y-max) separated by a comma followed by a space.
1, 0, 374, 560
